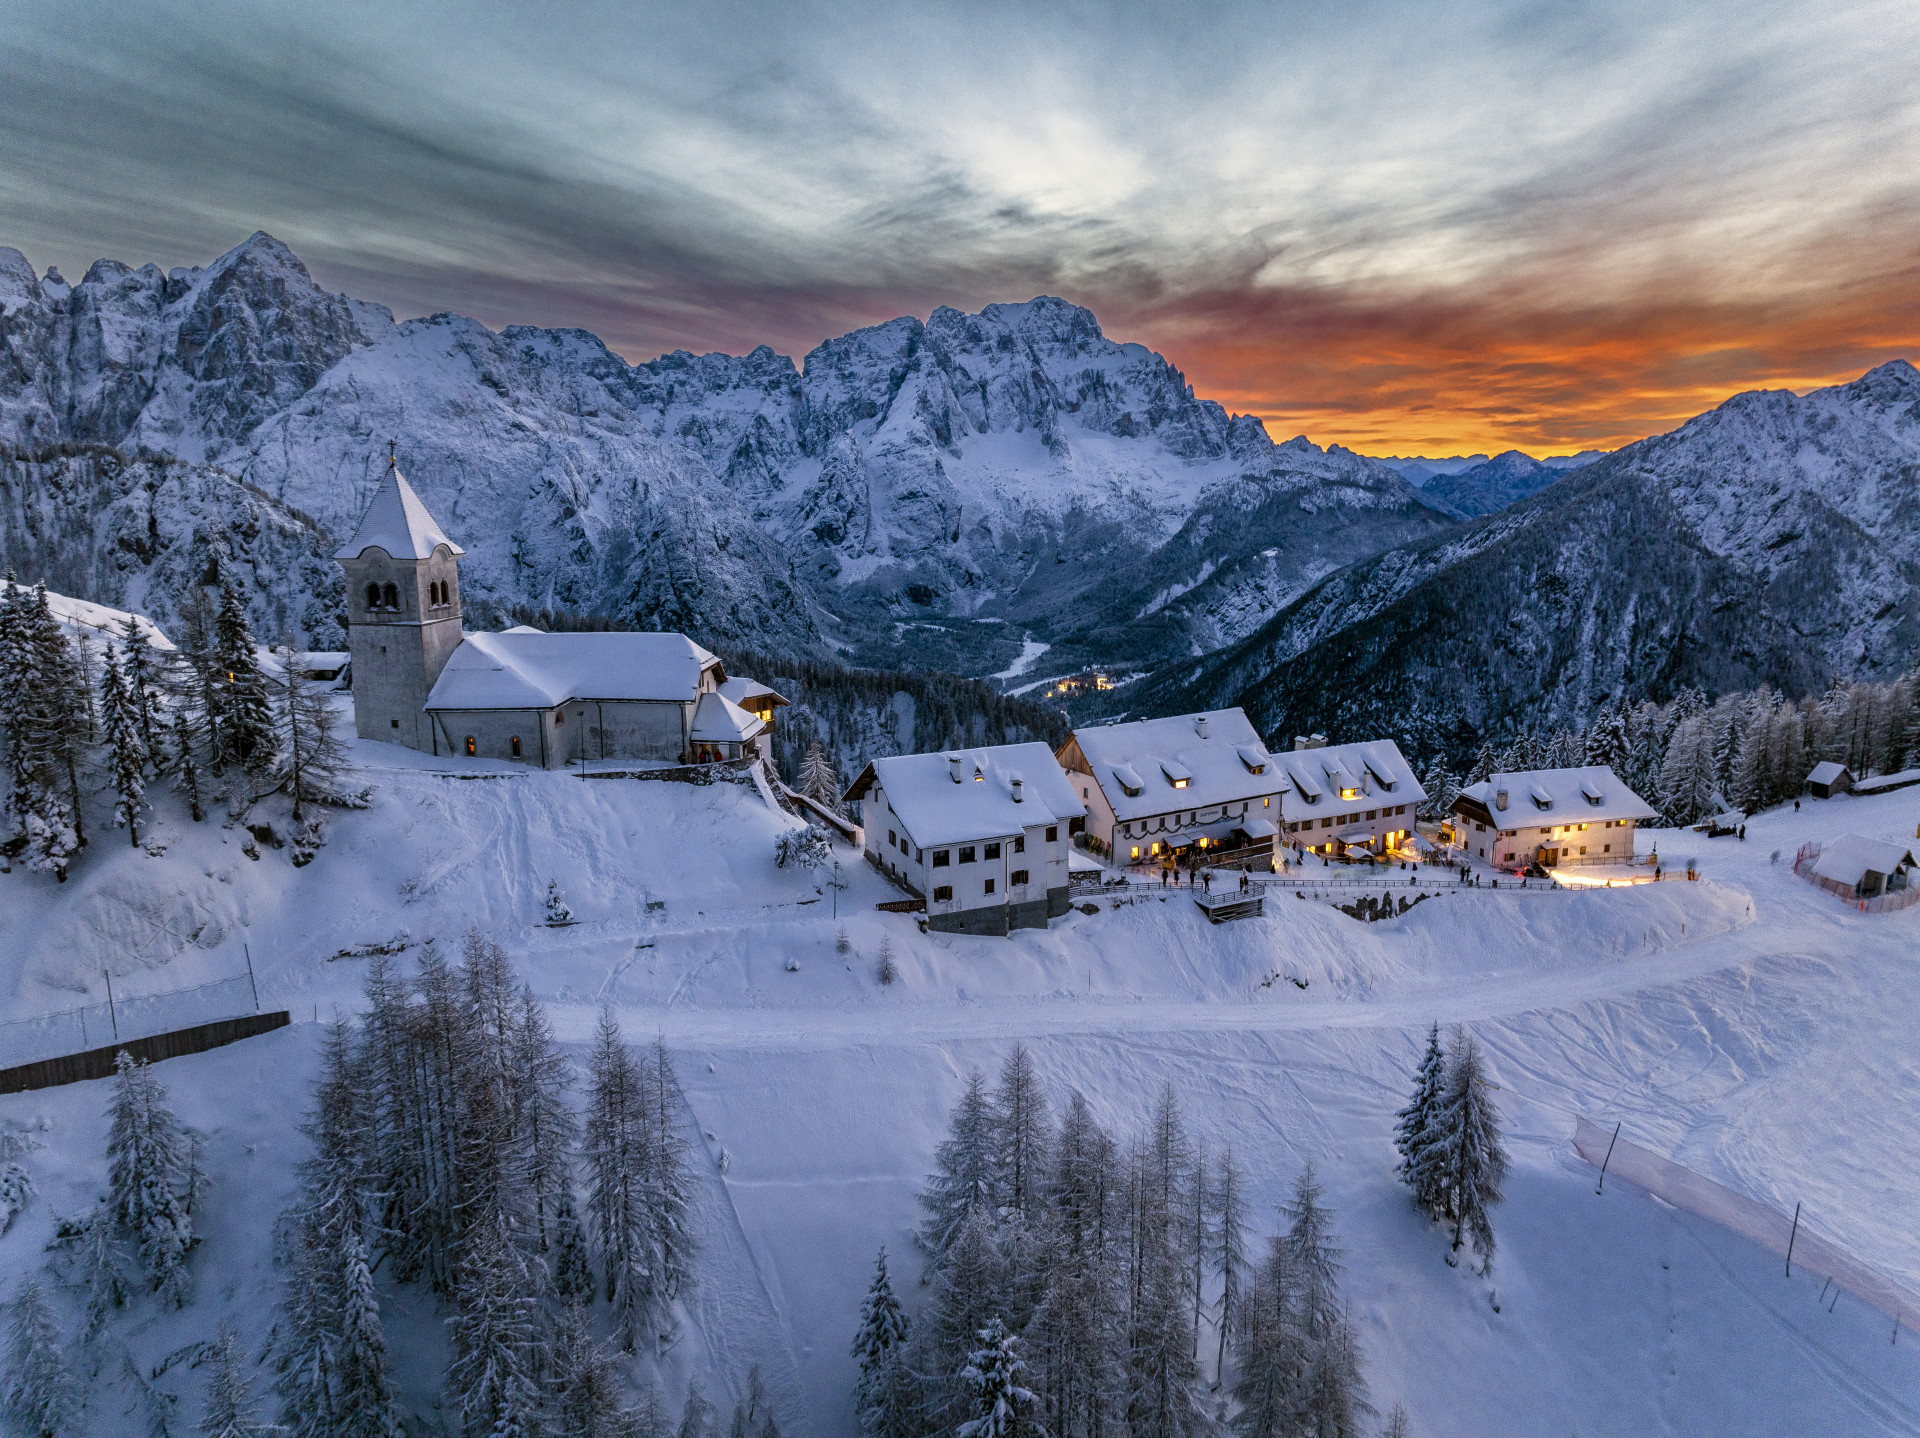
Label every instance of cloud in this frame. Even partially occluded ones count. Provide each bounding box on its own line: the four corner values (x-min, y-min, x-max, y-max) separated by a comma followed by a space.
1, 0, 1916, 450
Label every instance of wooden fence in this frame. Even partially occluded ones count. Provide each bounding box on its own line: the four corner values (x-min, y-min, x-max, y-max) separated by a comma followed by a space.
0, 1011, 291, 1094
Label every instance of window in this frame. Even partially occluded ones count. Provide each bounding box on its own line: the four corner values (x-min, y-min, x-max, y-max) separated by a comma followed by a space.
915, 849, 923, 863
364, 582, 381, 608
1321, 818, 1332, 829
390, 718, 399, 729
1603, 843, 1611, 853
555, 710, 565, 725
1045, 826, 1058, 842
1263, 796, 1270, 807
934, 885, 953, 902
464, 736, 476, 756
1131, 846, 1142, 858
511, 736, 521, 757
1172, 777, 1189, 789
933, 850, 950, 867
1366, 810, 1376, 821
382, 582, 399, 608
1011, 869, 1029, 886
888, 829, 897, 847
959, 846, 976, 864
984, 842, 1001, 860
1013, 835, 1025, 853
984, 878, 995, 895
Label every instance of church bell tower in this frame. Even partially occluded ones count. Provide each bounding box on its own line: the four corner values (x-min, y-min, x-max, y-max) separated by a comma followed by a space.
333, 449, 466, 751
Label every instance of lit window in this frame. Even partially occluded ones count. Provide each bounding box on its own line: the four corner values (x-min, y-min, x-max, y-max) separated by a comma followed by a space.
1131, 846, 1141, 859
464, 736, 476, 756
1173, 778, 1188, 789
1263, 796, 1270, 807
511, 736, 521, 757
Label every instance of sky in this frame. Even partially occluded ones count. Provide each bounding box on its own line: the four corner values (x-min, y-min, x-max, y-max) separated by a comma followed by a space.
2, 0, 1917, 454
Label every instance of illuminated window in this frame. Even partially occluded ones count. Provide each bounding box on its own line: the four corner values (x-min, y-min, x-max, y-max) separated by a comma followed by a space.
1263, 796, 1270, 807
464, 736, 476, 756
510, 736, 521, 757
1130, 846, 1141, 859
1173, 778, 1189, 789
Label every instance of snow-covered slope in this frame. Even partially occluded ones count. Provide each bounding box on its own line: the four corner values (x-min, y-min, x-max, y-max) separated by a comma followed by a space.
0, 235, 1450, 670
1, 725, 1917, 1435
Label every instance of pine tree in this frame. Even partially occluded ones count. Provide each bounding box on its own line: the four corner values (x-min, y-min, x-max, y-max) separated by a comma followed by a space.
678, 1384, 717, 1438
854, 1247, 910, 1381
1212, 1145, 1248, 1387
919, 1212, 1009, 1428
799, 739, 845, 815
853, 1252, 918, 1438
553, 1187, 595, 1302
277, 637, 366, 819
3, 1279, 79, 1438
510, 984, 577, 1250
101, 644, 149, 846
212, 573, 274, 776
174, 710, 205, 822
199, 1329, 266, 1438
106, 1050, 196, 1305
958, 1319, 1041, 1438
332, 1230, 404, 1438
551, 1299, 633, 1438
1393, 1024, 1448, 1219
640, 1036, 698, 1334
547, 879, 576, 925
919, 1068, 997, 1262
1432, 1031, 1510, 1273
121, 615, 161, 759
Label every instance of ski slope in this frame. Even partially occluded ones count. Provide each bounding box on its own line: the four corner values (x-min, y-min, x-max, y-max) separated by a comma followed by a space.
1, 727, 1917, 1435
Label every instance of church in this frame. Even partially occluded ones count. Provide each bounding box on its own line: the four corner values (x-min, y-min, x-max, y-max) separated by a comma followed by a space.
334, 456, 784, 768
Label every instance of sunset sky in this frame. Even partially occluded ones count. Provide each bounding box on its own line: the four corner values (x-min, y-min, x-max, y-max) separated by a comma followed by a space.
4, 0, 1916, 454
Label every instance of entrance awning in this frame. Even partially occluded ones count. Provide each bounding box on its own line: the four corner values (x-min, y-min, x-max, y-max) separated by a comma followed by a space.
1239, 817, 1279, 838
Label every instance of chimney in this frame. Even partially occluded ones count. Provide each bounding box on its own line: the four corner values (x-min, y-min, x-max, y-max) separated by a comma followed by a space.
1294, 735, 1310, 751
1010, 773, 1025, 802
1310, 733, 1327, 749
1195, 715, 1209, 739
948, 754, 963, 784
1495, 788, 1508, 812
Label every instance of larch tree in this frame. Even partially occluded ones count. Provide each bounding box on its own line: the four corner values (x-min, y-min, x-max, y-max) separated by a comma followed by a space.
173, 710, 205, 822
583, 1007, 647, 1348
444, 1211, 543, 1438
799, 739, 845, 815
276, 635, 366, 820
198, 1328, 267, 1438
1211, 1145, 1249, 1388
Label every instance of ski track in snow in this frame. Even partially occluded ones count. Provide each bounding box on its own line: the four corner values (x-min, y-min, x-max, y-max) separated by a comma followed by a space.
2, 739, 1918, 1436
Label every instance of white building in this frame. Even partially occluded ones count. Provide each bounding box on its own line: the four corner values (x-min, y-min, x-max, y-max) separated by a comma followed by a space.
335, 455, 778, 768
1448, 766, 1656, 869
1271, 736, 1425, 858
845, 743, 1086, 936
1057, 710, 1285, 868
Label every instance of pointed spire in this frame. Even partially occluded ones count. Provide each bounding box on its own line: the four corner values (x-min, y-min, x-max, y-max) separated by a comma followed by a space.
334, 450, 464, 560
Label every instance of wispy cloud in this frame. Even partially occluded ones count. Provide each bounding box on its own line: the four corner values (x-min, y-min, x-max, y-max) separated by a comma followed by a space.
2, 0, 1915, 449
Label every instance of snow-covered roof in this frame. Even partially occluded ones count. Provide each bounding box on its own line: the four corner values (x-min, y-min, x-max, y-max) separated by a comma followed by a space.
41, 590, 175, 652
846, 742, 1086, 847
718, 676, 789, 710
1067, 710, 1284, 822
1455, 766, 1655, 826
425, 630, 720, 710
1811, 834, 1916, 889
690, 690, 765, 744
334, 459, 464, 561
1272, 739, 1426, 816
1807, 761, 1851, 786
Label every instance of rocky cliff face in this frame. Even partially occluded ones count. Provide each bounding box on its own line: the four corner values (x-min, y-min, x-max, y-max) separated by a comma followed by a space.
1142, 362, 1920, 756
0, 234, 1440, 669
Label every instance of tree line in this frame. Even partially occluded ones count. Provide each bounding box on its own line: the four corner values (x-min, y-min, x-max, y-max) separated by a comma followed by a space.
850, 1046, 1378, 1438
1414, 669, 1920, 828
0, 567, 362, 882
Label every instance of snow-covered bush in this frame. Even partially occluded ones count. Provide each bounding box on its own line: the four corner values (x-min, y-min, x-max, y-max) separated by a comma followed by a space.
545, 879, 575, 925
774, 824, 831, 871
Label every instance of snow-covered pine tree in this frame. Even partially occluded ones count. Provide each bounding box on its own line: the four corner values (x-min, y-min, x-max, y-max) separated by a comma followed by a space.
992, 1043, 1054, 1333
799, 739, 845, 816
547, 879, 575, 925
1432, 1031, 1510, 1272
876, 937, 898, 986
16, 583, 91, 874
1212, 1144, 1248, 1386
1282, 1166, 1342, 1348
211, 572, 274, 776
3, 1278, 79, 1438
1393, 1024, 1448, 1219
919, 1068, 997, 1262
1414, 758, 1455, 822
916, 1212, 1009, 1430
199, 1329, 267, 1438
173, 710, 205, 822
331, 1229, 403, 1438
445, 1211, 542, 1438
121, 614, 162, 759
1658, 716, 1717, 826
101, 644, 150, 846
639, 1036, 698, 1333
853, 1247, 911, 1430
106, 1050, 196, 1305
677, 1383, 717, 1438
958, 1318, 1041, 1438
553, 1187, 595, 1303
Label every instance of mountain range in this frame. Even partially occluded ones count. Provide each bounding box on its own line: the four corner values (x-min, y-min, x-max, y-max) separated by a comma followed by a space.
1, 230, 1914, 755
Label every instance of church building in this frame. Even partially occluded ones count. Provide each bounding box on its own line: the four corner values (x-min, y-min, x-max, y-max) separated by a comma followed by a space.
334, 456, 781, 768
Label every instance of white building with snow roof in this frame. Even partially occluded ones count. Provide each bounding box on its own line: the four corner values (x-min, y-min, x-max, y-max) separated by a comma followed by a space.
335, 453, 774, 768
1058, 710, 1285, 868
1272, 736, 1425, 858
845, 742, 1086, 935
1448, 766, 1655, 869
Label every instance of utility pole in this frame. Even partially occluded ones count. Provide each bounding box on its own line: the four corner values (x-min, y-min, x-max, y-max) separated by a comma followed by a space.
104, 969, 118, 1043
244, 943, 260, 1013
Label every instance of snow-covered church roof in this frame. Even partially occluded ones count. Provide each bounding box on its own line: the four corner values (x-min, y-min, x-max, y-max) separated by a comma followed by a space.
334, 457, 464, 561
425, 630, 721, 710
845, 742, 1086, 847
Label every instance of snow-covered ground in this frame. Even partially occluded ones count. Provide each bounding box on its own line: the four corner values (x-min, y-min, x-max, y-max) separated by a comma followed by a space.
3, 734, 1918, 1435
